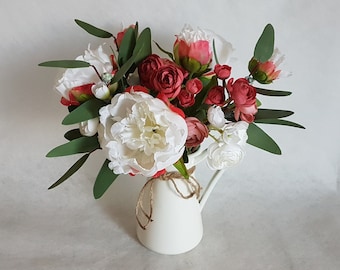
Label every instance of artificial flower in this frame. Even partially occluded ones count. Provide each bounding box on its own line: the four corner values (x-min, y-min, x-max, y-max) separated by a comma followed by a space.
227, 78, 257, 123
214, 64, 232, 80
173, 25, 212, 73
222, 121, 249, 146
185, 117, 209, 148
207, 105, 226, 129
79, 118, 99, 137
205, 86, 225, 106
248, 48, 289, 84
56, 45, 113, 103
206, 142, 245, 170
151, 63, 186, 99
98, 91, 188, 177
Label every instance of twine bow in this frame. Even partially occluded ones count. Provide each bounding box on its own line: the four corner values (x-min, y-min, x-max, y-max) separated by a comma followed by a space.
136, 167, 201, 230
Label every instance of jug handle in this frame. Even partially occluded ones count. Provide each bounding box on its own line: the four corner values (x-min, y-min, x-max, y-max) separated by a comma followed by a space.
189, 148, 225, 212
199, 169, 224, 212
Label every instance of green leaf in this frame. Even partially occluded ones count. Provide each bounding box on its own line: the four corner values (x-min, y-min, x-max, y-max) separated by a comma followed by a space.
118, 27, 136, 66
110, 55, 136, 84
154, 41, 174, 60
64, 129, 83, 140
48, 153, 90, 189
256, 87, 292, 96
110, 27, 152, 84
247, 123, 281, 155
255, 108, 294, 119
62, 99, 106, 125
254, 24, 275, 62
255, 118, 305, 129
132, 27, 152, 64
173, 158, 189, 179
93, 159, 119, 199
46, 136, 99, 157
75, 19, 113, 38
38, 60, 90, 68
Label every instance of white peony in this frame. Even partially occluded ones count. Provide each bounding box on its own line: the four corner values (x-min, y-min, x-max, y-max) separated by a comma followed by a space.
206, 142, 245, 170
56, 44, 112, 99
97, 91, 188, 177
207, 105, 226, 129
79, 118, 99, 137
222, 121, 249, 146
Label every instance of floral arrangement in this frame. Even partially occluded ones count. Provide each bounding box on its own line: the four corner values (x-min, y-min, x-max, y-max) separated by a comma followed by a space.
39, 20, 304, 199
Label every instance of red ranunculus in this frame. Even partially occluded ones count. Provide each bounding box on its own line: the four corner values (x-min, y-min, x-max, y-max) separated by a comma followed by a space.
227, 78, 257, 123
185, 78, 203, 94
177, 88, 195, 108
152, 64, 185, 99
205, 86, 225, 106
185, 117, 209, 148
138, 54, 164, 89
214, 64, 232, 80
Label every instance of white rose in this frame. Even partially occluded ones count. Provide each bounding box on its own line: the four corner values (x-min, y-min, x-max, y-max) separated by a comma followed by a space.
98, 92, 188, 177
79, 118, 99, 137
207, 105, 226, 128
222, 121, 249, 146
56, 44, 112, 99
206, 142, 245, 170
91, 82, 110, 100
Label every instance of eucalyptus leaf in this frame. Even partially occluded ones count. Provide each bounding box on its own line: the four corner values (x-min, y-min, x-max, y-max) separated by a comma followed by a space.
154, 41, 174, 60
255, 108, 294, 119
93, 159, 119, 199
118, 27, 136, 66
254, 24, 275, 62
46, 136, 99, 157
75, 19, 113, 38
247, 123, 281, 155
38, 60, 90, 68
132, 27, 152, 64
256, 87, 292, 96
110, 55, 136, 84
48, 153, 90, 189
173, 158, 189, 179
255, 118, 305, 129
64, 129, 83, 141
62, 99, 106, 125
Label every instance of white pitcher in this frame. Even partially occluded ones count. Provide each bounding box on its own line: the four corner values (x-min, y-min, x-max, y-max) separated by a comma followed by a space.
135, 148, 224, 255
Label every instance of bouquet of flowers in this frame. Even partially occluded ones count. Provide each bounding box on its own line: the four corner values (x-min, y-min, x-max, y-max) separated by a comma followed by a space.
39, 20, 304, 199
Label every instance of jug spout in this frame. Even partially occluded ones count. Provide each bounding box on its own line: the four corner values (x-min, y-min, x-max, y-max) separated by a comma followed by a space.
199, 169, 225, 212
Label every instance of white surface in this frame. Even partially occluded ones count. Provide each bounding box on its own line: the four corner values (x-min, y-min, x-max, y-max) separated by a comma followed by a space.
1, 0, 340, 269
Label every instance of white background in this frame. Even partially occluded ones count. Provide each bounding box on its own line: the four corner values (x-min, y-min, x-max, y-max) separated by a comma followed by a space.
1, 0, 339, 269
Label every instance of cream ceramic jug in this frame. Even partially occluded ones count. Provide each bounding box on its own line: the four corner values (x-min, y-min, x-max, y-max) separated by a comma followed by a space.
135, 148, 224, 255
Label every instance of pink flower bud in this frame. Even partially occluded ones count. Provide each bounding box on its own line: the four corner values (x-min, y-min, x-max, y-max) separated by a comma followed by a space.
173, 25, 212, 73
185, 117, 209, 148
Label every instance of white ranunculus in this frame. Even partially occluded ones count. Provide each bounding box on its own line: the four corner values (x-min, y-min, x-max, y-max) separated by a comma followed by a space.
91, 82, 110, 100
79, 118, 99, 137
56, 44, 112, 99
206, 142, 245, 170
98, 91, 188, 177
207, 105, 226, 129
222, 121, 249, 146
